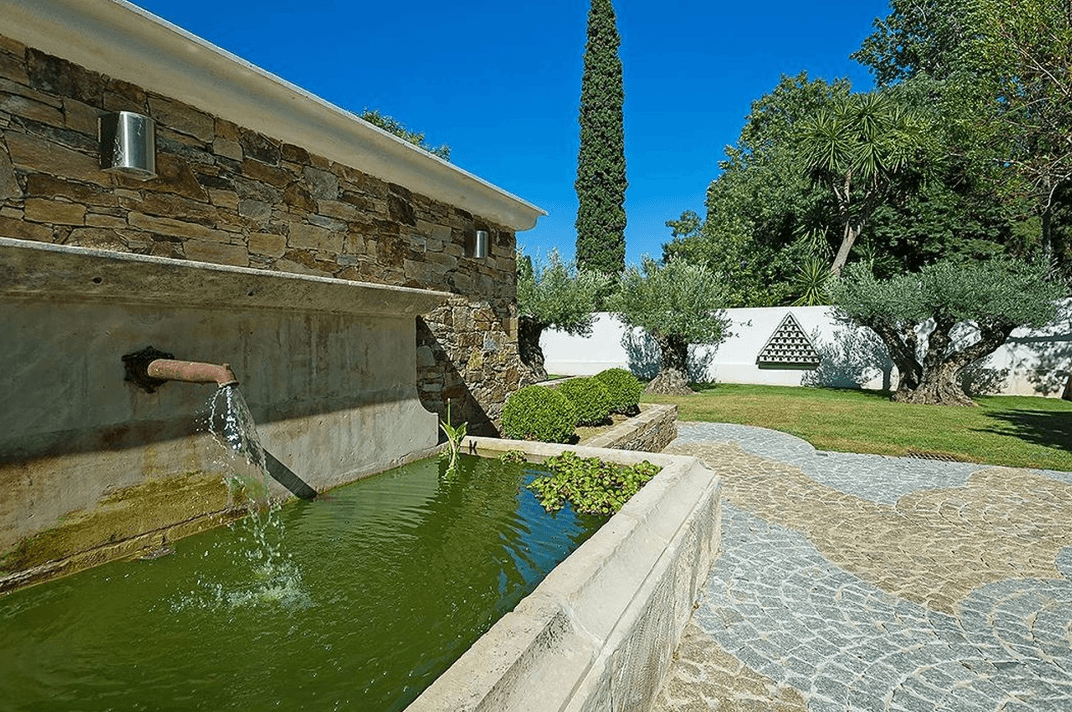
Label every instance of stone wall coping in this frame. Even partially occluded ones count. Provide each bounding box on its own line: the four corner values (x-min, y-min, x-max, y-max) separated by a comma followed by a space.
407, 437, 721, 712
0, 236, 450, 316
0, 0, 546, 232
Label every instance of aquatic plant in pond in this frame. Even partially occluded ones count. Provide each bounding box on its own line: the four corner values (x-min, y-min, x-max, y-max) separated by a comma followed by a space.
438, 399, 467, 477
528, 451, 661, 515
0, 455, 604, 711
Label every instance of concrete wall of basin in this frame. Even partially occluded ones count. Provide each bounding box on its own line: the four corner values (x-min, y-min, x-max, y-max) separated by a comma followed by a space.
0, 238, 445, 590
408, 439, 721, 712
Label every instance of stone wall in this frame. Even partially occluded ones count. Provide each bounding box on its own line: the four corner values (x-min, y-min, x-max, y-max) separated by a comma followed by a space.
585, 404, 679, 453
0, 35, 529, 432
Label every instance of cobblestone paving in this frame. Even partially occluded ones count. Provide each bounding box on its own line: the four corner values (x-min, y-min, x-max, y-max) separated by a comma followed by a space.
652, 423, 1072, 712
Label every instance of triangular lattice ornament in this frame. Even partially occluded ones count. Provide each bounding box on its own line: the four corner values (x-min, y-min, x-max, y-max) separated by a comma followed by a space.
756, 313, 821, 368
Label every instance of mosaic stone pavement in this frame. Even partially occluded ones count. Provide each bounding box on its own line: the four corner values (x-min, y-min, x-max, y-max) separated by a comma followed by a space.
652, 423, 1072, 712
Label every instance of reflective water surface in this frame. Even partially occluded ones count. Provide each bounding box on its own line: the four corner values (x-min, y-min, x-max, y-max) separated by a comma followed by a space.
0, 455, 604, 711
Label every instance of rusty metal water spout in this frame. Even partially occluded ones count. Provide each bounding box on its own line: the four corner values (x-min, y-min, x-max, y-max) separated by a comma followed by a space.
146, 359, 238, 388
123, 346, 239, 393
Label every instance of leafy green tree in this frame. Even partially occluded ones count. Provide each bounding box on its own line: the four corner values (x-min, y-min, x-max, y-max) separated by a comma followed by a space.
957, 0, 1072, 269
856, 0, 1072, 397
516, 249, 611, 381
832, 259, 1064, 406
575, 0, 627, 276
607, 258, 730, 395
854, 0, 1072, 272
852, 0, 972, 86
360, 109, 451, 161
963, 0, 1072, 399
664, 74, 848, 305
790, 257, 833, 306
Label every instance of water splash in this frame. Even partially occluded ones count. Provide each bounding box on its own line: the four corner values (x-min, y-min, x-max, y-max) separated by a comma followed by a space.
178, 384, 309, 610
167, 516, 312, 612
206, 384, 270, 511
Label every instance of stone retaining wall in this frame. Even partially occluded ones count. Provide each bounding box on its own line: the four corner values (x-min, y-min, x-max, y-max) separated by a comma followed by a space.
0, 34, 529, 432
586, 403, 678, 452
408, 438, 722, 712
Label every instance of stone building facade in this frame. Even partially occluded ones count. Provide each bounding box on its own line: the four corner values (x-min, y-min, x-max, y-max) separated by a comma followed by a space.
0, 24, 538, 433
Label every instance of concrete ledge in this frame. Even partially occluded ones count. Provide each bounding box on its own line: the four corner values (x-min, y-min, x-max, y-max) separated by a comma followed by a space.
585, 403, 679, 452
0, 505, 236, 594
407, 437, 721, 712
0, 237, 450, 316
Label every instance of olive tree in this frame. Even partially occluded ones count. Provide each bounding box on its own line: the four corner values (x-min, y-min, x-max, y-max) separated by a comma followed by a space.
832, 259, 1064, 406
608, 258, 731, 395
517, 249, 610, 381
359, 109, 450, 161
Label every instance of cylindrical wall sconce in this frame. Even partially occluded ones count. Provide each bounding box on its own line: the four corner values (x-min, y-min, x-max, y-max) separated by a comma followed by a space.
470, 230, 489, 259
99, 111, 157, 179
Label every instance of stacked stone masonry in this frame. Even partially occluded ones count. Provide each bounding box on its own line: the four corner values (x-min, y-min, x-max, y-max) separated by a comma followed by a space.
586, 404, 679, 452
0, 36, 530, 432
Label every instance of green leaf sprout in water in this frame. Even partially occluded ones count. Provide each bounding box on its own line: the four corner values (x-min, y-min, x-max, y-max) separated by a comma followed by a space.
499, 449, 527, 464
438, 400, 467, 476
527, 451, 661, 516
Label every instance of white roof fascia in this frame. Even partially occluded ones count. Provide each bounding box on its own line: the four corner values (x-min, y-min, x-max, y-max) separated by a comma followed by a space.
0, 0, 546, 231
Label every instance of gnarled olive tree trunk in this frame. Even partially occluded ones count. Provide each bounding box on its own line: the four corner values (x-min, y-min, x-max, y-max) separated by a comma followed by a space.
518, 316, 548, 382
881, 318, 1017, 406
645, 333, 693, 395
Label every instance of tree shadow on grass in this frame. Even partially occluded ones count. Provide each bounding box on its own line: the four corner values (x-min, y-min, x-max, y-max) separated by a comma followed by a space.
687, 383, 897, 401
980, 409, 1072, 455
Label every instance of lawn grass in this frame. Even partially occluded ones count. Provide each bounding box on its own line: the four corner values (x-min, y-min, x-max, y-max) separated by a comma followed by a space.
643, 383, 1072, 472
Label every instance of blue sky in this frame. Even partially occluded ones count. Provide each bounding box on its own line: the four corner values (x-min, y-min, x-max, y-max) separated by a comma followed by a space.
130, 0, 890, 266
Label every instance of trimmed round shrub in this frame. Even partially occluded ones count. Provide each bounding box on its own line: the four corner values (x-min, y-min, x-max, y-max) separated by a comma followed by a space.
501, 385, 578, 443
557, 377, 612, 426
594, 368, 643, 415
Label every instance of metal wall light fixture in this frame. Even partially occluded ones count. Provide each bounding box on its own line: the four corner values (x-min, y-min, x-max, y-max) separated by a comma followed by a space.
99, 111, 157, 179
470, 230, 489, 258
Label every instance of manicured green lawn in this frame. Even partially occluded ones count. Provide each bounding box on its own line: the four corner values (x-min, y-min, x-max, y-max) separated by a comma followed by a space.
643, 384, 1072, 472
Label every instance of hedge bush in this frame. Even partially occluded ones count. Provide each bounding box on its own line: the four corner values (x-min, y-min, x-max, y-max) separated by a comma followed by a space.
501, 385, 578, 443
594, 368, 643, 415
557, 377, 612, 426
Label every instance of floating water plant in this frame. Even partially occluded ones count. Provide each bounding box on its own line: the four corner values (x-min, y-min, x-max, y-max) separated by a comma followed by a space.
527, 451, 660, 515
499, 449, 527, 464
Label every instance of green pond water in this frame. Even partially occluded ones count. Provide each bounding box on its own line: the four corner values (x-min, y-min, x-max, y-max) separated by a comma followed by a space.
0, 455, 605, 711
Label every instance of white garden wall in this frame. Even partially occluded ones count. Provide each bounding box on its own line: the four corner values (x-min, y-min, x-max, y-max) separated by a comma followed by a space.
542, 303, 1072, 397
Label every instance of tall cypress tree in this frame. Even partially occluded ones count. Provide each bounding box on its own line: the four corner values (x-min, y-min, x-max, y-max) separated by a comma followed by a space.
575, 0, 627, 276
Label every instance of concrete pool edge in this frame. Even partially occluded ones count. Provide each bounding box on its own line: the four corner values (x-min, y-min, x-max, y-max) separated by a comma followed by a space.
407, 437, 722, 712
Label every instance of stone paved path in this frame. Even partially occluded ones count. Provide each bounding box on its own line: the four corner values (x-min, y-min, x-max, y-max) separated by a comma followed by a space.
652, 423, 1072, 712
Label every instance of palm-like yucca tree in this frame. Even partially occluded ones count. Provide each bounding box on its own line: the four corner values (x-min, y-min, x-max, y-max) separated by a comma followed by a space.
791, 257, 833, 306
798, 92, 935, 274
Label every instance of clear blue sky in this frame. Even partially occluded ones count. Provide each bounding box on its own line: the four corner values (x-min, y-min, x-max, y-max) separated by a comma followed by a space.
130, 0, 890, 266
